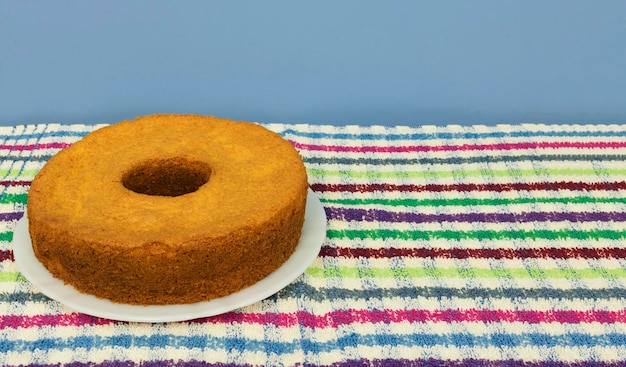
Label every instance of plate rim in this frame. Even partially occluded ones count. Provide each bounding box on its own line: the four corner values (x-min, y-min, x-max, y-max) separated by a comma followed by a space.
12, 188, 326, 323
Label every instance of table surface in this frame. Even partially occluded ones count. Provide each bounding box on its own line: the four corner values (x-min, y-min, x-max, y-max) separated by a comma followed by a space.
2, 122, 626, 366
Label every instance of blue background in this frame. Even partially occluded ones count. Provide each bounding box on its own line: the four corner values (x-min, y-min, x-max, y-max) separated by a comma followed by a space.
1, 1, 625, 127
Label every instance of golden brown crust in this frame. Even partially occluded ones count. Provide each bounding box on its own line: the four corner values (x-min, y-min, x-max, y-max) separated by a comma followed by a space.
27, 114, 308, 305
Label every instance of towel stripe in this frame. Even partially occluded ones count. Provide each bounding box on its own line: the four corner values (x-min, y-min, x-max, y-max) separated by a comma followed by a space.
5, 244, 626, 266
308, 167, 626, 180
7, 153, 626, 165
3, 359, 626, 367
0, 193, 28, 204
305, 266, 626, 280
0, 212, 24, 221
0, 249, 14, 262
303, 154, 626, 166
311, 181, 626, 193
280, 127, 626, 140
0, 272, 27, 282
16, 135, 626, 155
0, 142, 71, 151
0, 180, 31, 187
292, 140, 626, 153
325, 207, 626, 224
326, 228, 626, 241
272, 282, 626, 302
14, 194, 626, 225
2, 359, 625, 367
0, 125, 99, 140
8, 191, 626, 208
320, 246, 626, 260
4, 127, 626, 147
14, 168, 626, 185
320, 196, 626, 208
0, 168, 40, 178
2, 284, 625, 305
2, 331, 625, 354
3, 308, 626, 330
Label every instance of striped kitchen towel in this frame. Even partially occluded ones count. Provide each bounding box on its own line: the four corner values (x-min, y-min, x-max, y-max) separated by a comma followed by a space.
2, 121, 626, 366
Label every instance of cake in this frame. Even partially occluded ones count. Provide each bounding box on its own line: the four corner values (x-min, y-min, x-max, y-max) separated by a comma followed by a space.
26, 114, 309, 305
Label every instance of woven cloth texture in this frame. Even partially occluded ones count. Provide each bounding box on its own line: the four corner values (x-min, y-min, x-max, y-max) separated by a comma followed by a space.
2, 122, 626, 366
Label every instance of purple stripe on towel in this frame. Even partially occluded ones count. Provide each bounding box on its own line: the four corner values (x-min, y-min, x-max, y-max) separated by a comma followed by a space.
7, 359, 625, 367
325, 207, 626, 224
0, 212, 23, 222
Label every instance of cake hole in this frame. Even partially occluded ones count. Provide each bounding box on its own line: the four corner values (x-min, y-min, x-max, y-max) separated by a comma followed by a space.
122, 158, 212, 197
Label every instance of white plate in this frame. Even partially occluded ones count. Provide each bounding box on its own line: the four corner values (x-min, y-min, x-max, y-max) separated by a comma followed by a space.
12, 189, 326, 323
